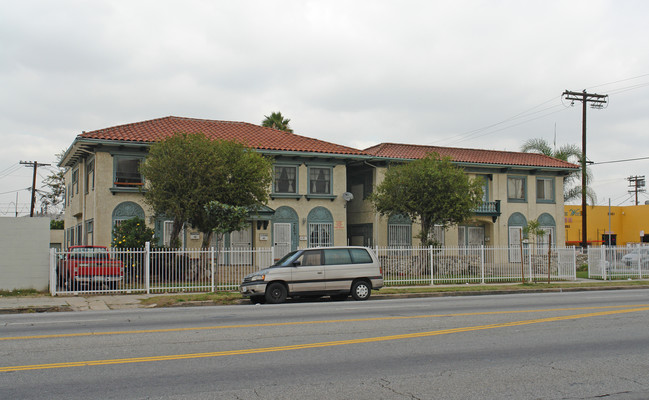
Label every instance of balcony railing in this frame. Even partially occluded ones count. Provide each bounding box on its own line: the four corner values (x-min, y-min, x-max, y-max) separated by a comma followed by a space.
474, 200, 501, 221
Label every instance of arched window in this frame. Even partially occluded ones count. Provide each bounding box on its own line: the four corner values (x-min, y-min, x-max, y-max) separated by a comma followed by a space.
307, 207, 334, 247
537, 213, 556, 250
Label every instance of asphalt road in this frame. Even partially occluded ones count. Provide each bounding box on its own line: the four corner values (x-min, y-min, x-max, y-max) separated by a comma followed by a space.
1, 290, 649, 399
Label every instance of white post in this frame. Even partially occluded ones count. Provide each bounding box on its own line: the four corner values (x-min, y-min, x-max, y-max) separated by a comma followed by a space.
480, 245, 485, 284
528, 245, 533, 283
429, 245, 434, 286
144, 242, 151, 294
50, 248, 57, 296
211, 246, 216, 292
600, 245, 607, 281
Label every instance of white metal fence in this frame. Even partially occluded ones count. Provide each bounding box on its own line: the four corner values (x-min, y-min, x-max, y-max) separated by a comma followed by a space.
587, 245, 649, 280
50, 244, 577, 295
376, 246, 576, 285
51, 244, 274, 295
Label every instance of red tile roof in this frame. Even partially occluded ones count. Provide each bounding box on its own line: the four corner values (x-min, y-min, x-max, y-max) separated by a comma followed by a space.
364, 142, 580, 169
79, 116, 366, 156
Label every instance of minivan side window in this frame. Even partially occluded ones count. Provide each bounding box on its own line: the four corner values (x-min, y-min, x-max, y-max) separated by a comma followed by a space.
323, 249, 352, 265
298, 250, 322, 266
349, 248, 373, 264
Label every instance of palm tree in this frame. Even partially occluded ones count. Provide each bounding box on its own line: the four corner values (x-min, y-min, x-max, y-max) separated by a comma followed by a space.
262, 112, 293, 133
521, 138, 596, 204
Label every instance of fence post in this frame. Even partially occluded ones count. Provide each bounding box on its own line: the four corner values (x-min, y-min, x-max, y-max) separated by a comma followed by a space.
528, 245, 533, 283
600, 245, 607, 281
480, 245, 485, 284
429, 245, 434, 286
50, 248, 56, 296
144, 242, 151, 294
573, 247, 577, 280
211, 246, 216, 292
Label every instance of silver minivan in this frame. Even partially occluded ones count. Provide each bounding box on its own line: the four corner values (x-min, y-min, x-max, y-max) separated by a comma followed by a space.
240, 246, 383, 304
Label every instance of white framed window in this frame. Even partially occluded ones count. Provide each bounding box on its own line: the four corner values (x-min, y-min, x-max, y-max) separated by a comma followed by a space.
163, 220, 185, 248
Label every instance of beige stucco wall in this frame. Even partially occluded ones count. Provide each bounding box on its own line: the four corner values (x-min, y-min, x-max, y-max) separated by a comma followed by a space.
64, 151, 350, 249
348, 166, 567, 248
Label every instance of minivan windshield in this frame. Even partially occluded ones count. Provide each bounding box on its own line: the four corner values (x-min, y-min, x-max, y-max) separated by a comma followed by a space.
272, 251, 301, 267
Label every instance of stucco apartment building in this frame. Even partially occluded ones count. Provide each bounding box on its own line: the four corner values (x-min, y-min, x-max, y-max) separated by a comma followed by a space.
59, 116, 578, 258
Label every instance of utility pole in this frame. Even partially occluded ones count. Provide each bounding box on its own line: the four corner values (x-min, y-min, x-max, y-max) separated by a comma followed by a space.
562, 90, 608, 250
627, 175, 646, 205
20, 161, 51, 217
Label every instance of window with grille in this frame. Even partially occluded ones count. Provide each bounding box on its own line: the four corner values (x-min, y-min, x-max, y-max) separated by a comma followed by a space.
388, 224, 411, 247
308, 223, 333, 247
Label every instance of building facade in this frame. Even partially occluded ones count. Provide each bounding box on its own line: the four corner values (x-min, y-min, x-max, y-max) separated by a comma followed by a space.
60, 117, 578, 256
347, 143, 578, 250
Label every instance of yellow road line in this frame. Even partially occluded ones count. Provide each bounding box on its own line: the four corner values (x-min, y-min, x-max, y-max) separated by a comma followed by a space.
2, 304, 649, 342
2, 306, 648, 373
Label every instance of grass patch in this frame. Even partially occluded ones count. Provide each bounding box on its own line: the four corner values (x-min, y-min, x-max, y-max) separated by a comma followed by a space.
0, 289, 44, 297
139, 292, 242, 307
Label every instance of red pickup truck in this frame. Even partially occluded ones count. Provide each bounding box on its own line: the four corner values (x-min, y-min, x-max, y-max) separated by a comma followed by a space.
58, 246, 124, 291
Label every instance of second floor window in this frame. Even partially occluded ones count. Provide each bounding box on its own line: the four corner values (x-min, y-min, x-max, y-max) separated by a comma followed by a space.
536, 177, 554, 202
274, 166, 297, 193
115, 157, 143, 186
507, 176, 526, 202
71, 168, 79, 195
309, 167, 331, 195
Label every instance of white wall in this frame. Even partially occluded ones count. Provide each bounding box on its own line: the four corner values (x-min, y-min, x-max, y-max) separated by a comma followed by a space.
0, 217, 50, 291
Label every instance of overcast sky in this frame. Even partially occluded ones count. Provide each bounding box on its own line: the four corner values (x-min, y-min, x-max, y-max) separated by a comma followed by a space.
2, 0, 648, 216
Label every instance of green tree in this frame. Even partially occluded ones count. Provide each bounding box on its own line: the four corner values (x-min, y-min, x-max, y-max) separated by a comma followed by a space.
521, 138, 596, 204
140, 133, 272, 247
111, 217, 155, 248
202, 201, 250, 248
261, 111, 293, 133
40, 150, 66, 215
370, 153, 484, 246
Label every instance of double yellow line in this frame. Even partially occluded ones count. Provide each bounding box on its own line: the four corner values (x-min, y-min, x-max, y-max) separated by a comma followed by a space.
2, 305, 648, 372
2, 304, 647, 342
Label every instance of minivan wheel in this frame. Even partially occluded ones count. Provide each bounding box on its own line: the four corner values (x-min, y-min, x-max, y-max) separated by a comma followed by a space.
351, 280, 371, 301
265, 283, 287, 304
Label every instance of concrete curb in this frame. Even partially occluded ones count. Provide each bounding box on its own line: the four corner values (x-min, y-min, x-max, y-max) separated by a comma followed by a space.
2, 284, 649, 314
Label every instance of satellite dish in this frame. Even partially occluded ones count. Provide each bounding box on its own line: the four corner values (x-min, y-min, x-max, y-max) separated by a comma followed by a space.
342, 192, 354, 202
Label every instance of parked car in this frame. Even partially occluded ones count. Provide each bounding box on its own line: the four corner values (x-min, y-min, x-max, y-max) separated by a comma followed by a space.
58, 246, 124, 291
240, 246, 384, 304
621, 247, 649, 268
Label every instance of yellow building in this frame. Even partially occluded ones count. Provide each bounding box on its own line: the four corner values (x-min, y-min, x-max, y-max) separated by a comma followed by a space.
564, 204, 649, 246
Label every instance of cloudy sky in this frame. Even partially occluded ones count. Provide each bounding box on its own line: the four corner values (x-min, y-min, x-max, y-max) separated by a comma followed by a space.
2, 0, 648, 216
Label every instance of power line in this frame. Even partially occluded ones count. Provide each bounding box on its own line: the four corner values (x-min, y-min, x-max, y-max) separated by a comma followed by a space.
592, 156, 649, 165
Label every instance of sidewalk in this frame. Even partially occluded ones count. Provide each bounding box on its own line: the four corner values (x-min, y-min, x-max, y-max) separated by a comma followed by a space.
0, 294, 156, 313
2, 279, 648, 314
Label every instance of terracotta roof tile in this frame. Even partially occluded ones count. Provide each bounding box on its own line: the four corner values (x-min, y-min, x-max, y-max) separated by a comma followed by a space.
79, 116, 366, 156
364, 142, 580, 169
